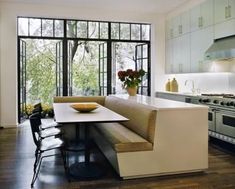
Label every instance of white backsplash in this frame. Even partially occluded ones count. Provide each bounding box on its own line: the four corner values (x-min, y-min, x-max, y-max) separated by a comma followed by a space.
161, 72, 235, 94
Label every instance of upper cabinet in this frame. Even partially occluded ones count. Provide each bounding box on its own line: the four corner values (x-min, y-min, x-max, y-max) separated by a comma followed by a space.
214, 0, 235, 39
172, 34, 191, 73
190, 0, 213, 32
165, 0, 235, 74
173, 11, 190, 37
166, 11, 190, 40
166, 19, 173, 40
190, 26, 214, 72
214, 0, 235, 24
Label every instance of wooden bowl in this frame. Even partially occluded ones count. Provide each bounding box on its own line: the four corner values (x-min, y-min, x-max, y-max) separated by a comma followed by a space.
70, 102, 98, 112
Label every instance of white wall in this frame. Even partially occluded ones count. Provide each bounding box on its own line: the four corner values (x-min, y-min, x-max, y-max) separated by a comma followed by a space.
155, 0, 235, 94
0, 6, 2, 126
0, 2, 165, 127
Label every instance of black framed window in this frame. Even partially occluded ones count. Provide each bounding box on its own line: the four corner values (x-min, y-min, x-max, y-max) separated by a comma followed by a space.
17, 17, 151, 122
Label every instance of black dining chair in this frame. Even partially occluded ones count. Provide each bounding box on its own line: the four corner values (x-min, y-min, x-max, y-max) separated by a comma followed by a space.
32, 103, 61, 130
29, 114, 68, 187
30, 112, 62, 139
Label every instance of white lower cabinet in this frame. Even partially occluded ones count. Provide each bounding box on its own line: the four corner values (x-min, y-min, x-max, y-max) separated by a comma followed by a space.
214, 18, 235, 39
190, 26, 214, 72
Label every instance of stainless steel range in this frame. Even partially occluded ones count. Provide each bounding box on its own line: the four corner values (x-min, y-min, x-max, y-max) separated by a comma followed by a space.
186, 94, 235, 145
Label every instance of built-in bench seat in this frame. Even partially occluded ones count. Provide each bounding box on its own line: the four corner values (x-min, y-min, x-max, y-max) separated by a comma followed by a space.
53, 95, 208, 179
92, 95, 156, 153
94, 122, 153, 153
54, 96, 105, 105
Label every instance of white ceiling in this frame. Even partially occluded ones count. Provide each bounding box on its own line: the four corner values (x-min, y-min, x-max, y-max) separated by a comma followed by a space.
0, 0, 190, 14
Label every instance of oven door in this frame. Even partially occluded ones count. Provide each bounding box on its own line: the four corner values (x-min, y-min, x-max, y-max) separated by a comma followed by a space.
215, 109, 235, 138
208, 108, 216, 131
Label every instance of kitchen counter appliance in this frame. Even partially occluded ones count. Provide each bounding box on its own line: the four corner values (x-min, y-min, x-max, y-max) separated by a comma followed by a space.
186, 94, 235, 145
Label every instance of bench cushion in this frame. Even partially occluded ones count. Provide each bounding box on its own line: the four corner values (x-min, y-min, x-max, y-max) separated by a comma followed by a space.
53, 96, 105, 105
94, 122, 153, 153
104, 96, 157, 143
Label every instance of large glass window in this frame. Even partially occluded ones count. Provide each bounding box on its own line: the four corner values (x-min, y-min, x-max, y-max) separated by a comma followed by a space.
18, 17, 64, 37
17, 17, 151, 122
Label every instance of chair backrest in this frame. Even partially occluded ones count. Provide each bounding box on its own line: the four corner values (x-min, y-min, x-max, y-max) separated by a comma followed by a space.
32, 102, 42, 115
29, 113, 42, 146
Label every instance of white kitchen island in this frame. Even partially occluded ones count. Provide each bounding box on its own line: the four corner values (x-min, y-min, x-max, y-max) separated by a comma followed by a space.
106, 94, 209, 178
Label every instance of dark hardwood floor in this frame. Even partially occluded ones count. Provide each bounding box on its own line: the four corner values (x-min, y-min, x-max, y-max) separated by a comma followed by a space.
0, 122, 235, 189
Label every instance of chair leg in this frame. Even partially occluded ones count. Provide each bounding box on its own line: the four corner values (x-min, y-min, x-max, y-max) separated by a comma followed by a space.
31, 150, 41, 188
61, 149, 70, 182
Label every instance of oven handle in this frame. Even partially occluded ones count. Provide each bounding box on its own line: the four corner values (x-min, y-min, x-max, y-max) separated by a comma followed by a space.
213, 109, 235, 118
210, 108, 218, 112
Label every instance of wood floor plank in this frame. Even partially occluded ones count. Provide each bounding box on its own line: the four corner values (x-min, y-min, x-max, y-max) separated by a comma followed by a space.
0, 123, 234, 189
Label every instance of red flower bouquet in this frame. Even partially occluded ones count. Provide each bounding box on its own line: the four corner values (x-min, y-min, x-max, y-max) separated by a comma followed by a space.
118, 69, 146, 88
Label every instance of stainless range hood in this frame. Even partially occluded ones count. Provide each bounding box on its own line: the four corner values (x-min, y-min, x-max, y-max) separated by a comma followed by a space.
205, 36, 235, 61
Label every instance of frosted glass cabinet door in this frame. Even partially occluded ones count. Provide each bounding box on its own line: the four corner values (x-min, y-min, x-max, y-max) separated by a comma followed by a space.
165, 40, 173, 74
180, 34, 190, 73
181, 11, 190, 34
191, 0, 213, 31
201, 0, 213, 27
229, 0, 235, 19
214, 0, 229, 24
173, 16, 181, 38
166, 19, 173, 40
173, 37, 180, 73
190, 27, 213, 72
172, 35, 190, 73
190, 4, 201, 32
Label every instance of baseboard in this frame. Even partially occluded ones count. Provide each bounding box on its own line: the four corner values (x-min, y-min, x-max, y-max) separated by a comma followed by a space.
122, 169, 206, 180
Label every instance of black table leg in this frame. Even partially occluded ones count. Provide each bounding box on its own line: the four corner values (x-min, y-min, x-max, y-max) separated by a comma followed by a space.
69, 123, 105, 179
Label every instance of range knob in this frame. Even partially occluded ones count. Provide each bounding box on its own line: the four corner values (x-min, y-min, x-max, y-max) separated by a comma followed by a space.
202, 99, 210, 103
226, 102, 231, 106
199, 99, 203, 103
230, 101, 234, 106
220, 101, 225, 106
213, 100, 219, 104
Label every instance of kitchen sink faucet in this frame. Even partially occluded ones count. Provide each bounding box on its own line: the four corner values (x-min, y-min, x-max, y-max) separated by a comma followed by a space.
185, 80, 196, 94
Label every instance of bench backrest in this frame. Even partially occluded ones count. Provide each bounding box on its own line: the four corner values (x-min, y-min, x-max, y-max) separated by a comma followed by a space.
105, 96, 157, 144
53, 96, 106, 105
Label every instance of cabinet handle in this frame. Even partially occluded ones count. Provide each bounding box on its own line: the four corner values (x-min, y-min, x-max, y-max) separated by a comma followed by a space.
198, 60, 203, 72
200, 17, 203, 27
170, 64, 173, 73
228, 5, 231, 18
170, 28, 173, 38
198, 17, 201, 27
179, 64, 183, 72
178, 25, 182, 34
225, 6, 228, 18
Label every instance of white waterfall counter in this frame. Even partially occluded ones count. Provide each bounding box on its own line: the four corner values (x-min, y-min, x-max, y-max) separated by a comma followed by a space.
110, 94, 208, 111
107, 94, 209, 176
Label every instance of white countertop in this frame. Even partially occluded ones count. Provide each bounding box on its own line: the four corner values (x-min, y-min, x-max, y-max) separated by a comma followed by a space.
110, 94, 208, 110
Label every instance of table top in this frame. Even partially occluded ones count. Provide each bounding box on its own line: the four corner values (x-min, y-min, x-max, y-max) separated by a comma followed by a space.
53, 102, 129, 124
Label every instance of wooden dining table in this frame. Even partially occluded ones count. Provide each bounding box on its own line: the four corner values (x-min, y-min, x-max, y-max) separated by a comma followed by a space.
53, 102, 128, 179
